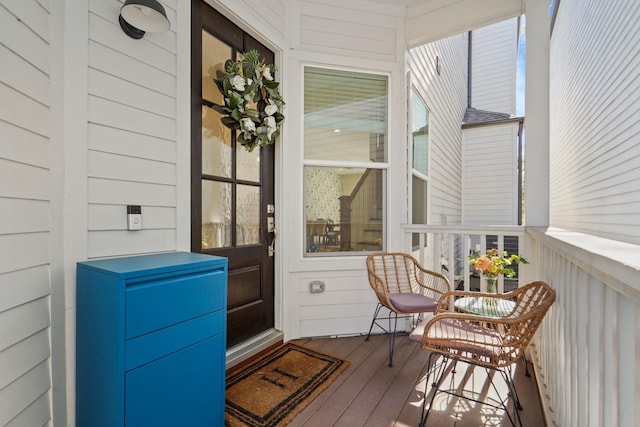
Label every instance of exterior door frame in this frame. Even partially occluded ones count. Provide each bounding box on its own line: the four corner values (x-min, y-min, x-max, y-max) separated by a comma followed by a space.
191, 0, 282, 353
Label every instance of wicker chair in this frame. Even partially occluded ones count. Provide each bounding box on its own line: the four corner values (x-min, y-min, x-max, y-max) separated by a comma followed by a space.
409, 281, 556, 426
365, 253, 452, 367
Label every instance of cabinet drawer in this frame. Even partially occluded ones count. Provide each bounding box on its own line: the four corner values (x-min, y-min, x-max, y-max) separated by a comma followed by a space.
125, 270, 225, 339
125, 310, 224, 371
125, 334, 225, 427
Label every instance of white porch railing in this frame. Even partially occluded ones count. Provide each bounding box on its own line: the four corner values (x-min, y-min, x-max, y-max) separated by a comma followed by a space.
401, 224, 527, 293
401, 224, 640, 427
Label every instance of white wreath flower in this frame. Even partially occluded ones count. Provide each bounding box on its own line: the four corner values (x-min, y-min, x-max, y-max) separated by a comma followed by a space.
213, 50, 285, 152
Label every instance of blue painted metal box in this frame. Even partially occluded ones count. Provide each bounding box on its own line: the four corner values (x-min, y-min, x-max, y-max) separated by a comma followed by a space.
76, 252, 227, 427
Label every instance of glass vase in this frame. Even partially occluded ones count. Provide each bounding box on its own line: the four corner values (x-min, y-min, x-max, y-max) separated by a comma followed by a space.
485, 277, 498, 308
486, 277, 497, 294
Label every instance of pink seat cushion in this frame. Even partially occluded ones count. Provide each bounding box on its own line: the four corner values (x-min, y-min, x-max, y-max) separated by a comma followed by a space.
409, 315, 505, 360
389, 293, 438, 312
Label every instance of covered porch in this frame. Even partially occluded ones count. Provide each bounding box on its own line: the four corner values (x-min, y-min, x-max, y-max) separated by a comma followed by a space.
2, 0, 640, 426
290, 334, 545, 426
289, 223, 640, 426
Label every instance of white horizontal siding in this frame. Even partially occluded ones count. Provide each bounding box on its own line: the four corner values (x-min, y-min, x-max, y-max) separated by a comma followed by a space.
471, 17, 518, 114
87, 0, 179, 259
0, 199, 49, 235
214, 0, 286, 47
0, 120, 49, 168
408, 33, 468, 225
88, 124, 176, 163
88, 205, 176, 231
462, 123, 519, 225
0, 82, 50, 138
550, 0, 640, 245
0, 266, 50, 313
0, 44, 49, 105
88, 41, 177, 96
88, 178, 176, 206
0, 2, 49, 74
0, 356, 51, 427
297, 271, 378, 337
0, 159, 49, 201
298, 0, 403, 62
0, 1, 52, 425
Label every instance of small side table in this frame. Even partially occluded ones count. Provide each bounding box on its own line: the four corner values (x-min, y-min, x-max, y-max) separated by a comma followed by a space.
454, 296, 516, 318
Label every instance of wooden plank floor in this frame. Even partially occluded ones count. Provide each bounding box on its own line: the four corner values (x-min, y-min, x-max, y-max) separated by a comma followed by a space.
288, 334, 546, 427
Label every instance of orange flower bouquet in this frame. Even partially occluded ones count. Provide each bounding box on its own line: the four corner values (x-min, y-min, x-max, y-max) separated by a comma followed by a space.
469, 248, 528, 294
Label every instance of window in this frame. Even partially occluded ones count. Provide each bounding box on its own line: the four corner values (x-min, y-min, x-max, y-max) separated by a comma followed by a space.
303, 67, 388, 255
410, 88, 430, 225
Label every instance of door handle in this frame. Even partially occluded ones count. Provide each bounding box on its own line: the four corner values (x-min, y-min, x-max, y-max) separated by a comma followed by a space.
267, 227, 277, 257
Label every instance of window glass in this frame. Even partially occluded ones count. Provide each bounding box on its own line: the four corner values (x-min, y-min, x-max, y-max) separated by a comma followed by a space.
411, 89, 430, 227
202, 180, 232, 249
303, 67, 388, 256
202, 105, 232, 178
411, 89, 429, 176
236, 184, 260, 246
412, 175, 428, 225
304, 67, 387, 162
304, 166, 384, 254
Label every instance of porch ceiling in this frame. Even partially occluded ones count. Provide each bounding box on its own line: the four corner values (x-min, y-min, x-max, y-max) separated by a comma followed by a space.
364, 0, 525, 47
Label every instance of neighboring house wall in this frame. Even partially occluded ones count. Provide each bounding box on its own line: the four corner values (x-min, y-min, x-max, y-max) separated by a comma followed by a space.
462, 123, 520, 225
462, 18, 520, 227
407, 35, 468, 226
0, 2, 52, 426
549, 0, 640, 245
471, 17, 518, 115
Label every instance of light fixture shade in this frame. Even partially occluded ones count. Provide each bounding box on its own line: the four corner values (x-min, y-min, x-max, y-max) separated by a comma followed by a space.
119, 0, 170, 39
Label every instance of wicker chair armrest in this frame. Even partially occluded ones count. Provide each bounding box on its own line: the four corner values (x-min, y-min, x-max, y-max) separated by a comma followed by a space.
425, 311, 514, 327
367, 270, 386, 292
366, 271, 393, 306
413, 266, 453, 295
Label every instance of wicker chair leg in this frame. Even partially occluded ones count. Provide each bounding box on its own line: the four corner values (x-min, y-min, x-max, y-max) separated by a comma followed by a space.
387, 311, 399, 367
365, 303, 383, 341
507, 364, 524, 411
522, 354, 531, 377
419, 352, 446, 427
498, 368, 523, 427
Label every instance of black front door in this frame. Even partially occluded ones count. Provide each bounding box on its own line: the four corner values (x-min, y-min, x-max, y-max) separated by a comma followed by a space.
191, 1, 275, 348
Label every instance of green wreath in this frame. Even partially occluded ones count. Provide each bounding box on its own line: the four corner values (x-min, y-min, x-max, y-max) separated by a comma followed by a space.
213, 50, 285, 152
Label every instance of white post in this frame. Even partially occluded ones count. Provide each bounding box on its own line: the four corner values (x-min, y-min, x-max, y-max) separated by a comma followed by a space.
523, 0, 550, 227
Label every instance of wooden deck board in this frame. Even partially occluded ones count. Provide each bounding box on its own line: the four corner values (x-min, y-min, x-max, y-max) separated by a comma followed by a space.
289, 334, 546, 427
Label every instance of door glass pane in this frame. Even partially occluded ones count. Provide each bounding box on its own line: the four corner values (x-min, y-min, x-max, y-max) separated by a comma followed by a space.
202, 180, 232, 249
202, 30, 231, 104
304, 166, 384, 254
236, 144, 260, 182
202, 105, 232, 177
304, 67, 388, 162
236, 184, 260, 246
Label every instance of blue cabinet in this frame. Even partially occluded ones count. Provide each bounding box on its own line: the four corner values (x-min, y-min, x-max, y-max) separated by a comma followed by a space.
76, 252, 227, 427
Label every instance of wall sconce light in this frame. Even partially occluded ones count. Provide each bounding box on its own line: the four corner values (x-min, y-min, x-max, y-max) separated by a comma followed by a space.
436, 55, 442, 75
119, 0, 170, 39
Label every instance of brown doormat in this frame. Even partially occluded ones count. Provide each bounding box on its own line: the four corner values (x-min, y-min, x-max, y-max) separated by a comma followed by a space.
225, 341, 349, 426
